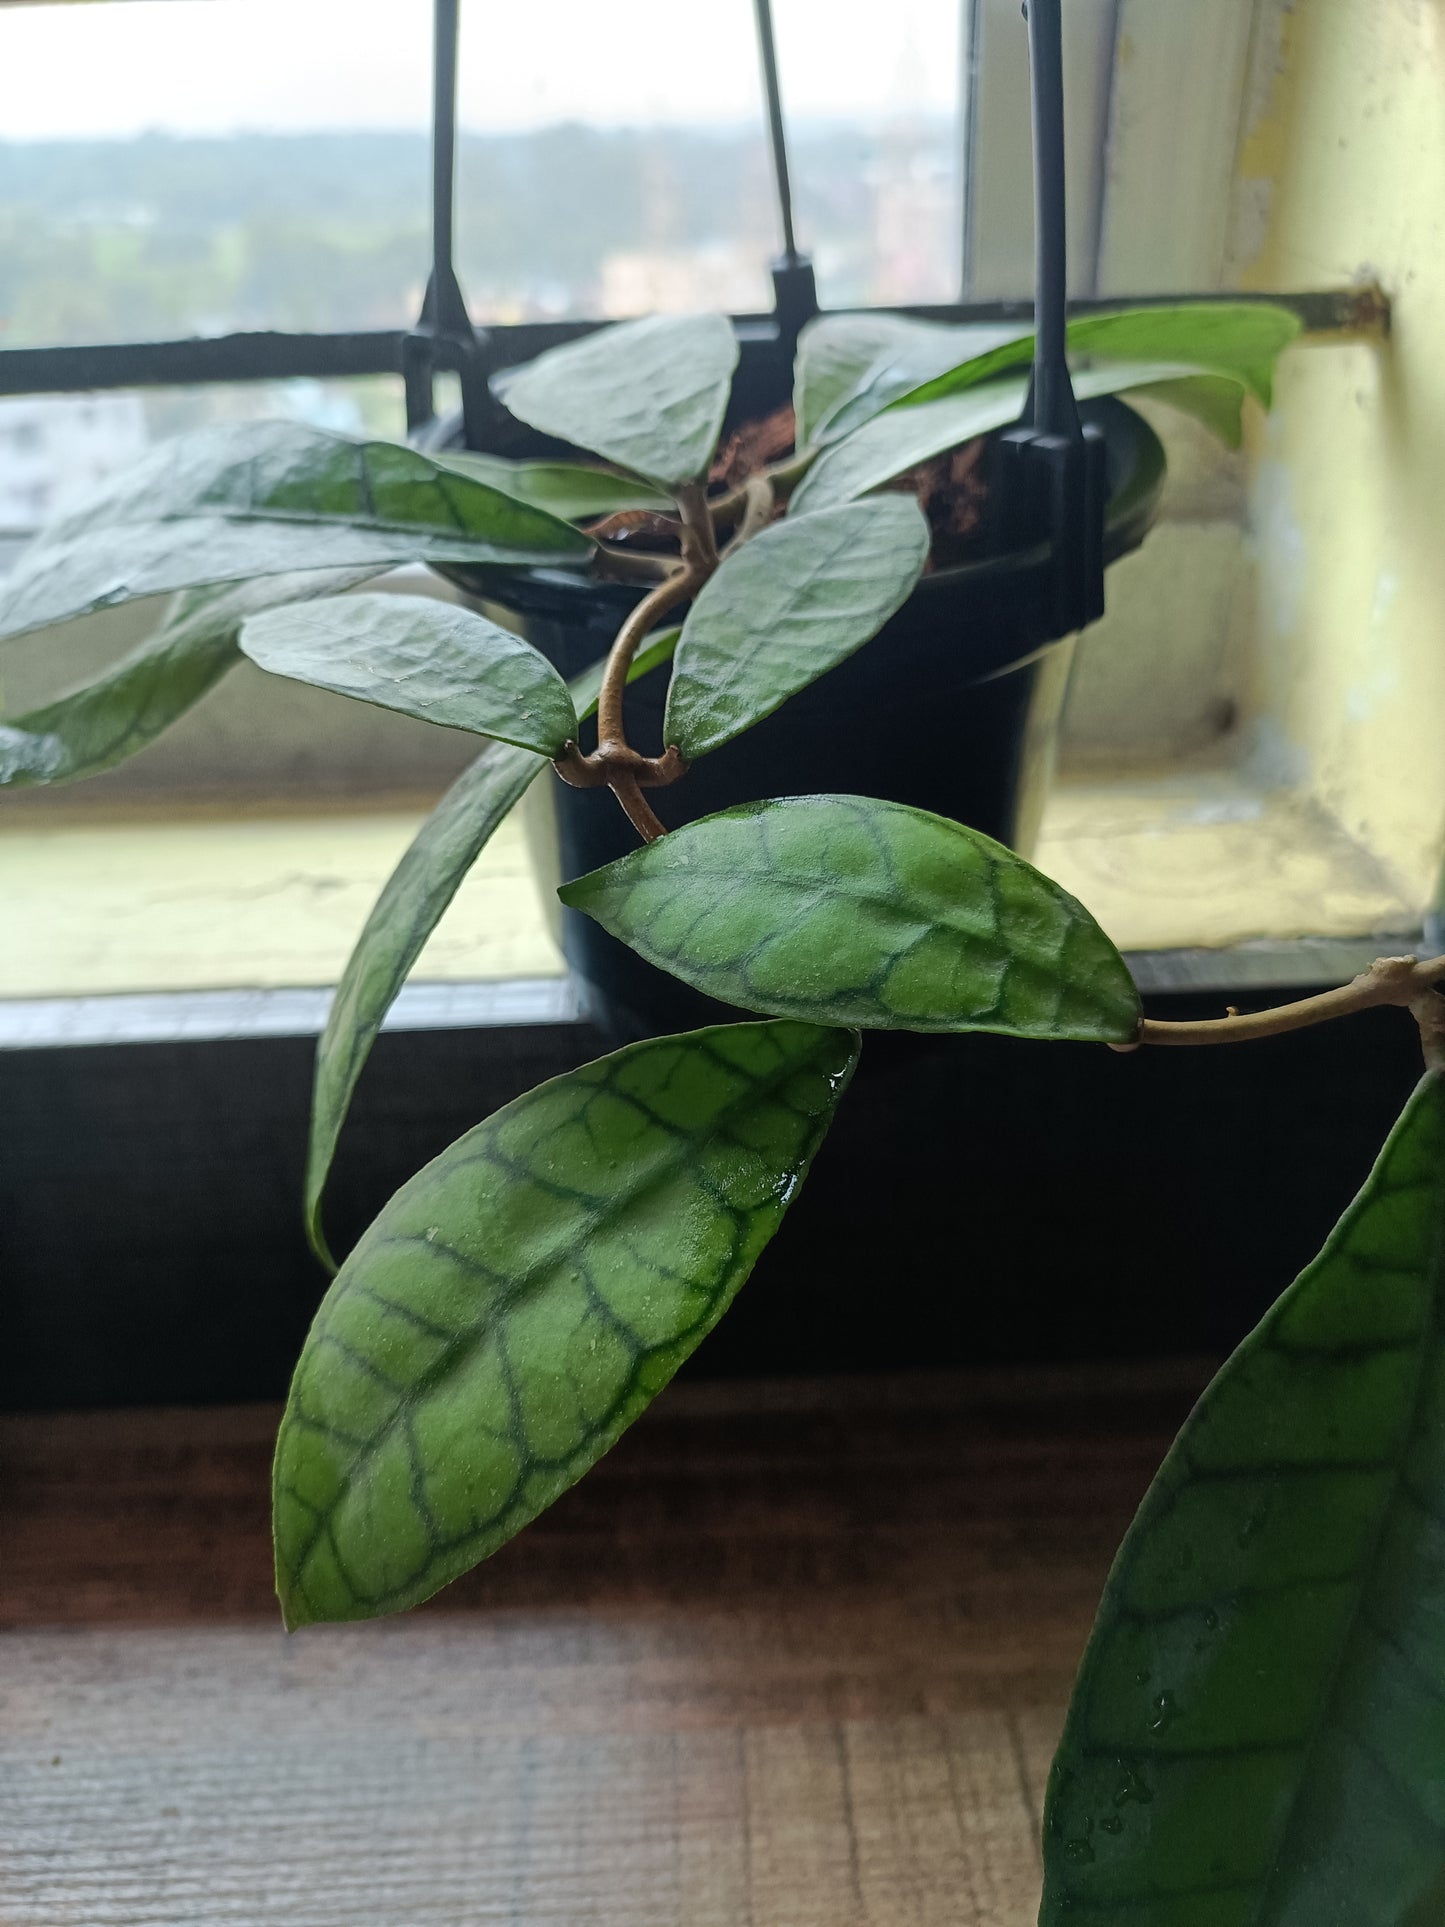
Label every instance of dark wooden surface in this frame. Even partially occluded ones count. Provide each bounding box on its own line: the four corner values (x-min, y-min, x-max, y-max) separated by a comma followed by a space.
1, 1364, 1211, 1925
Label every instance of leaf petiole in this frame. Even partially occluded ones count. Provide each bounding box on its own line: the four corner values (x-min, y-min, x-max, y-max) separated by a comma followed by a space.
1116, 952, 1445, 1067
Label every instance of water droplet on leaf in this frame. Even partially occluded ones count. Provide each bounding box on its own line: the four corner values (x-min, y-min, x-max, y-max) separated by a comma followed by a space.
1149, 1691, 1179, 1733
1238, 1509, 1266, 1546
1113, 1763, 1154, 1807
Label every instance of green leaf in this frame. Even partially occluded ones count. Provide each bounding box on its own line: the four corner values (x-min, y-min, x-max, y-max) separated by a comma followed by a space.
302, 640, 678, 1268
239, 592, 578, 755
1083, 302, 1300, 402
0, 421, 594, 645
0, 568, 383, 789
560, 794, 1140, 1040
493, 314, 739, 489
819, 300, 1301, 442
793, 311, 953, 446
796, 311, 1029, 446
1130, 372, 1252, 446
275, 1018, 859, 1626
431, 450, 675, 523
1040, 1070, 1445, 1927
1077, 302, 1299, 404
790, 360, 1244, 517
305, 739, 547, 1269
663, 497, 929, 760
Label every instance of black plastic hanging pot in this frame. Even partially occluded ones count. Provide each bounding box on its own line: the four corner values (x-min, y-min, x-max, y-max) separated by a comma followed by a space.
452, 388, 1163, 1041
425, 0, 1162, 1039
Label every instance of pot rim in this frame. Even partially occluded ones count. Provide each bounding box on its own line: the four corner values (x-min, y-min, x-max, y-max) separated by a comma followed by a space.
445, 395, 1166, 626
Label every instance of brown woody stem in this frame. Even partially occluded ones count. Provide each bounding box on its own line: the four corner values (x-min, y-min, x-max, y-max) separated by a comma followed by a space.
609, 771, 669, 842
1112, 953, 1445, 1068
594, 565, 692, 753
558, 480, 722, 844
674, 481, 720, 575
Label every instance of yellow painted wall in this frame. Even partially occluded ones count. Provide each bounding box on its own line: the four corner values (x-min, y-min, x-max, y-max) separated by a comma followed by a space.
1228, 0, 1445, 906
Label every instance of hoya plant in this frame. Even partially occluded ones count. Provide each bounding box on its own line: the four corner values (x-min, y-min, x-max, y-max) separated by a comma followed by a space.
7, 303, 1444, 1921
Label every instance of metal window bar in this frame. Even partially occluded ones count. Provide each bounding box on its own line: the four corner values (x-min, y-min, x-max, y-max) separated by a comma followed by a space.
403, 0, 488, 445
0, 0, 1390, 425
0, 287, 1390, 403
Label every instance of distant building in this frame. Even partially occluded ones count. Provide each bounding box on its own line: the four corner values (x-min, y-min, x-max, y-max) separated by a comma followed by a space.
599, 243, 771, 321
0, 393, 149, 531
869, 146, 959, 307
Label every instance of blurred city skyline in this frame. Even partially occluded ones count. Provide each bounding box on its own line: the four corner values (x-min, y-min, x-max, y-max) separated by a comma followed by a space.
0, 0, 965, 526
0, 114, 960, 527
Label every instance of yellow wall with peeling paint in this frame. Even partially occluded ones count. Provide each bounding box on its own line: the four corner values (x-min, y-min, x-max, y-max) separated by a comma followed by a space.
1228, 0, 1445, 907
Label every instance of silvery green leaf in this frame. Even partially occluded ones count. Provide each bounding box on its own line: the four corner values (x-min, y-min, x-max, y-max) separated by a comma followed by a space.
664, 497, 929, 759
301, 643, 679, 1267
305, 738, 548, 1267
801, 312, 1029, 445
0, 568, 382, 789
791, 360, 1245, 515
0, 421, 593, 644
432, 451, 674, 522
817, 301, 1301, 446
240, 592, 577, 755
493, 314, 738, 489
793, 311, 947, 446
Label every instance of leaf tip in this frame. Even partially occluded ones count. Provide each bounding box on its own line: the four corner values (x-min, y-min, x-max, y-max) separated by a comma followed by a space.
304, 1205, 340, 1279
556, 869, 604, 914
277, 1593, 309, 1634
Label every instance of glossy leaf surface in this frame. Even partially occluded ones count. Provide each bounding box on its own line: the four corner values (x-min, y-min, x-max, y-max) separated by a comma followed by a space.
493, 313, 738, 488
275, 1019, 859, 1626
1040, 1071, 1445, 1927
0, 568, 379, 788
791, 361, 1238, 516
819, 301, 1300, 442
561, 794, 1139, 1040
663, 496, 929, 759
0, 422, 592, 643
433, 451, 674, 523
305, 739, 546, 1267
240, 592, 577, 754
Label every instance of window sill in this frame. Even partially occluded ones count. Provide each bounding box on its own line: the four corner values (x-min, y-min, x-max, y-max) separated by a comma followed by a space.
1, 789, 561, 1003
3, 756, 1426, 1043
1037, 760, 1420, 955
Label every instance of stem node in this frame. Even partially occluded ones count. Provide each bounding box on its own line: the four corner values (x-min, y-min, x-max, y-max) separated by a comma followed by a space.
567, 480, 718, 842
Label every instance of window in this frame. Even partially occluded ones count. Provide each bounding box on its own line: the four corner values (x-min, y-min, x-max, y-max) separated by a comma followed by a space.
0, 0, 1418, 1000
0, 0, 434, 347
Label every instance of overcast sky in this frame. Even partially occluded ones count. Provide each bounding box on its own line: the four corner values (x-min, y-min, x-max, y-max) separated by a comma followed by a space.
0, 0, 959, 139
